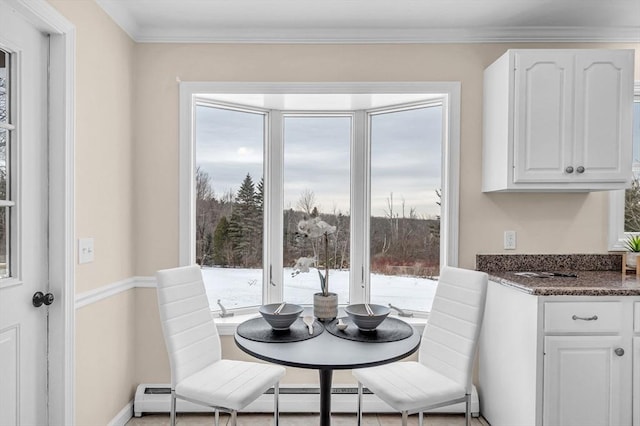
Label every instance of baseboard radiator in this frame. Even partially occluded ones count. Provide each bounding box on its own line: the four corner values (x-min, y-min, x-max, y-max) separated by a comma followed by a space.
133, 384, 479, 417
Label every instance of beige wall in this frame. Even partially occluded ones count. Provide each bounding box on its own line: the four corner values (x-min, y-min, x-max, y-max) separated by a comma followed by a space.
47, 0, 136, 424
50, 0, 136, 292
75, 290, 136, 425
134, 42, 640, 276
42, 0, 640, 421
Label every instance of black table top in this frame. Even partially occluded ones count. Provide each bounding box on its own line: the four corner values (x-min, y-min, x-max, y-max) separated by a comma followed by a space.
234, 319, 421, 370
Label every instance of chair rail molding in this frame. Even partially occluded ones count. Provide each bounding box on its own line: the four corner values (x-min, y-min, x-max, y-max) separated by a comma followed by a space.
75, 277, 151, 309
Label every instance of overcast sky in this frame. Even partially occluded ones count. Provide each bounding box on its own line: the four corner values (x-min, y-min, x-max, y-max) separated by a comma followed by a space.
195, 104, 442, 218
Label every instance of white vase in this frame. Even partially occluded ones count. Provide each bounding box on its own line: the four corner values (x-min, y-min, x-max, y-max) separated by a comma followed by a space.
626, 252, 639, 268
313, 292, 338, 321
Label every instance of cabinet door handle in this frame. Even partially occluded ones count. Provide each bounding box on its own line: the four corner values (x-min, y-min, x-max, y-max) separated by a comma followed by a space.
571, 314, 598, 321
576, 166, 585, 174
565, 166, 574, 174
614, 348, 624, 356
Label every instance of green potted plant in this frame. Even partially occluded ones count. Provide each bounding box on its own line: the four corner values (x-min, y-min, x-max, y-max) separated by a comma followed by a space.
623, 234, 640, 268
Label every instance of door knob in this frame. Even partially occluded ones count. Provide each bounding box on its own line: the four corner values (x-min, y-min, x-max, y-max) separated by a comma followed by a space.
565, 166, 574, 174
32, 291, 54, 307
576, 166, 585, 174
614, 347, 625, 357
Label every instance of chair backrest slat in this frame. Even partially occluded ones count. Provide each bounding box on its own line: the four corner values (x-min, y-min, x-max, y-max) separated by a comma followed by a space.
156, 265, 222, 386
419, 266, 488, 392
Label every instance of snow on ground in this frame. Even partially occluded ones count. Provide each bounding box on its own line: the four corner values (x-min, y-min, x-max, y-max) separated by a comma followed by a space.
202, 266, 437, 312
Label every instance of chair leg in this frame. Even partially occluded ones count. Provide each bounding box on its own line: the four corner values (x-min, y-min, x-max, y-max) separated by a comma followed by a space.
274, 383, 280, 426
230, 410, 237, 426
401, 411, 408, 426
169, 390, 177, 426
465, 393, 471, 426
419, 411, 424, 426
214, 409, 219, 426
357, 382, 363, 426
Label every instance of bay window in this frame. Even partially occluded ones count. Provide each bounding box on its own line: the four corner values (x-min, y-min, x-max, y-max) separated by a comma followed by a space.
180, 84, 460, 316
609, 83, 640, 250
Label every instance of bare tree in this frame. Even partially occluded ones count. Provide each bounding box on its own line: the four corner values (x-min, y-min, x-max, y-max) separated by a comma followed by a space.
297, 189, 317, 216
195, 167, 214, 265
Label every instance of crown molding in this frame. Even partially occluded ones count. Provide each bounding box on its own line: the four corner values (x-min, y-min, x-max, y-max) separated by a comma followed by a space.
123, 25, 640, 44
94, 0, 139, 40
93, 0, 640, 44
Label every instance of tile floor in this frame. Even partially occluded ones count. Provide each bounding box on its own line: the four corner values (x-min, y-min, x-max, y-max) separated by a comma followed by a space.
126, 413, 490, 425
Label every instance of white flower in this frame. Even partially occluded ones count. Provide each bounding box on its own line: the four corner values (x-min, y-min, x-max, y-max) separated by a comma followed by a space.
297, 217, 336, 239
292, 217, 336, 296
291, 257, 316, 277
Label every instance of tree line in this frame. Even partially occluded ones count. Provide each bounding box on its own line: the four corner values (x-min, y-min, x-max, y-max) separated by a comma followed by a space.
195, 167, 441, 277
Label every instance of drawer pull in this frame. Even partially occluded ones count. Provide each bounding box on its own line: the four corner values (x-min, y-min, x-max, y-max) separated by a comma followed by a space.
571, 314, 598, 321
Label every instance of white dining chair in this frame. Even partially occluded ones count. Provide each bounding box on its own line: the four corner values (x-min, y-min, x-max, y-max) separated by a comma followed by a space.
353, 266, 488, 426
155, 265, 286, 426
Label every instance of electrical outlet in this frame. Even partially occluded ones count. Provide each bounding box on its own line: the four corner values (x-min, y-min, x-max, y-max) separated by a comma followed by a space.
504, 231, 516, 250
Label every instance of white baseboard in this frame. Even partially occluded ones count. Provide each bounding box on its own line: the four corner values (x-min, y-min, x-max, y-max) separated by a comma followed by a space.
132, 383, 479, 416
108, 400, 134, 426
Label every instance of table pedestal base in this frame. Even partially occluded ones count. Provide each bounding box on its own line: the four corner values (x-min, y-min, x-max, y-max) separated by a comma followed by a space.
319, 369, 333, 426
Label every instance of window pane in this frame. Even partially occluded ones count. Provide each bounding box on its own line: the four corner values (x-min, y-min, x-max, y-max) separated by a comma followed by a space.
1, 50, 8, 201
0, 49, 7, 125
195, 105, 264, 311
0, 207, 8, 278
369, 106, 442, 312
0, 50, 10, 278
283, 116, 351, 305
625, 100, 640, 233
0, 129, 6, 201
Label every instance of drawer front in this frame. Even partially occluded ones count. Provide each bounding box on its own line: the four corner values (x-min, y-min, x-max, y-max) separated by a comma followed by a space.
635, 302, 640, 333
544, 302, 622, 333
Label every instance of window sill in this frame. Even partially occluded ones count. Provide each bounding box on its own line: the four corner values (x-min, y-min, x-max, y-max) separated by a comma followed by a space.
214, 310, 427, 336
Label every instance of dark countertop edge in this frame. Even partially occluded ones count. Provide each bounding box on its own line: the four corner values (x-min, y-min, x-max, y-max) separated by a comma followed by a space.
488, 275, 640, 296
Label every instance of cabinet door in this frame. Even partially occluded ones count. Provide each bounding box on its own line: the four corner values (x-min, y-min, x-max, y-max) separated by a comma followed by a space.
573, 51, 633, 183
543, 336, 632, 426
513, 52, 574, 183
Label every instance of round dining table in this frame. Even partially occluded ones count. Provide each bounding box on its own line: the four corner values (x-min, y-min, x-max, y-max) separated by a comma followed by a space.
234, 317, 421, 426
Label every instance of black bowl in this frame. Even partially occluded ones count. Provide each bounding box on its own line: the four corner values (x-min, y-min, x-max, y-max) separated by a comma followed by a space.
344, 304, 390, 331
259, 303, 304, 330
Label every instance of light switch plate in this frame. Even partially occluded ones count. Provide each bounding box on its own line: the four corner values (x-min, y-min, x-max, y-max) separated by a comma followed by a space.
78, 238, 94, 264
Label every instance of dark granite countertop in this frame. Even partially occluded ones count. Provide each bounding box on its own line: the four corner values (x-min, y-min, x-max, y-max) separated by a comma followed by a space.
487, 270, 640, 296
476, 254, 640, 296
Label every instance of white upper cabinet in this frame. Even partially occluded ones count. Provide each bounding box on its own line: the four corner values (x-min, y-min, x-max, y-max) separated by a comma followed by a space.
482, 49, 634, 192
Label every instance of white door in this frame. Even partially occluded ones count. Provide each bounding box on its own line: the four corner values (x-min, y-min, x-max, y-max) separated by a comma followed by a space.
573, 50, 633, 183
513, 51, 574, 183
543, 336, 632, 426
0, 2, 50, 425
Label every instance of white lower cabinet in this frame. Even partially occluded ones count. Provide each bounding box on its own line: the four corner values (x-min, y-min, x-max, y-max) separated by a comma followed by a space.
634, 337, 640, 426
634, 302, 640, 426
479, 282, 638, 426
543, 336, 631, 426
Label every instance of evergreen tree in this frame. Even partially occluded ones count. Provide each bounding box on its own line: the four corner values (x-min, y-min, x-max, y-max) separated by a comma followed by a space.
625, 177, 640, 232
228, 174, 263, 267
213, 216, 230, 266
256, 177, 264, 211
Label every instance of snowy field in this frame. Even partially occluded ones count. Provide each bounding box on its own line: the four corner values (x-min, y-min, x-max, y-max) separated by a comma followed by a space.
202, 266, 437, 313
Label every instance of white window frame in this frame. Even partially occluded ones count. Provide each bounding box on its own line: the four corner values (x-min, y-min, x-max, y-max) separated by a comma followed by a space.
180, 82, 461, 313
609, 81, 640, 250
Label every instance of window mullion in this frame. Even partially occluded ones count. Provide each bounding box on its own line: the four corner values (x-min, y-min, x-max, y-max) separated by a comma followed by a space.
264, 109, 284, 304
350, 110, 368, 304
